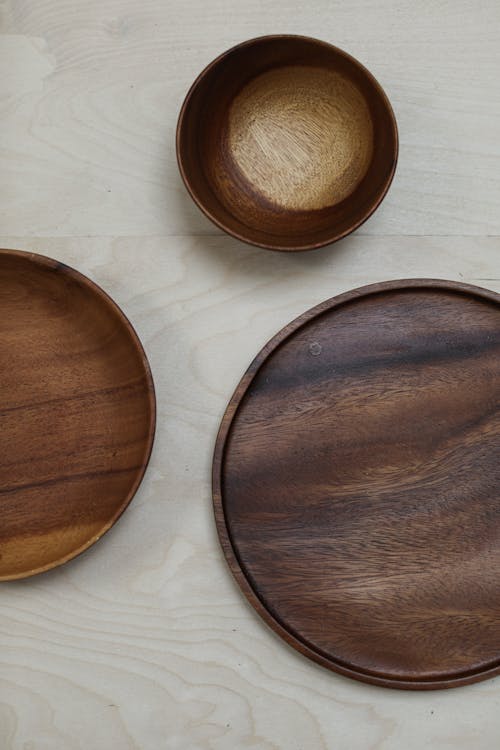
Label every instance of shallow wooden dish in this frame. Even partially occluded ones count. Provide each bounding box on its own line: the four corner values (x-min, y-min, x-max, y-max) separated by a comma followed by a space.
177, 35, 398, 252
213, 280, 500, 689
0, 249, 155, 580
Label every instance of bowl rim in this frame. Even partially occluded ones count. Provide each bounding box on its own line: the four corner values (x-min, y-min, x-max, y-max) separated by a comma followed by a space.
176, 34, 399, 252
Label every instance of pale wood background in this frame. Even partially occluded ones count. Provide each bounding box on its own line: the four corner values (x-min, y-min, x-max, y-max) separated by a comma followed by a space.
1, 1, 500, 748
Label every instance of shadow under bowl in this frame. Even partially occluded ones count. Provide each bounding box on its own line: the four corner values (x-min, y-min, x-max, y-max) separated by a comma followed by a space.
177, 35, 398, 252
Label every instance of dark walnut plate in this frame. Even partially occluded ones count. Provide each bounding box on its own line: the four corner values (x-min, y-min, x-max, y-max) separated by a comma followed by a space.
213, 280, 500, 690
0, 250, 155, 580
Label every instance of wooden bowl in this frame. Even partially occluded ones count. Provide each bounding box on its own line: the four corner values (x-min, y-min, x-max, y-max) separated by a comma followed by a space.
177, 35, 398, 252
0, 249, 156, 580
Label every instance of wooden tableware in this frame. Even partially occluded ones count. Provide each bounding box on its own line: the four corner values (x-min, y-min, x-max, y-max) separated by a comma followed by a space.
0, 249, 156, 580
177, 35, 398, 252
213, 280, 500, 689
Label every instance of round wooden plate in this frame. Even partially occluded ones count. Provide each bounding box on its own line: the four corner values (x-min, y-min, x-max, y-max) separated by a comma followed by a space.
0, 249, 155, 580
213, 280, 500, 689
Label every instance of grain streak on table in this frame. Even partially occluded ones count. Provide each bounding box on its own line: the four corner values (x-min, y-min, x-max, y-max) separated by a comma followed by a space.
2, 0, 500, 747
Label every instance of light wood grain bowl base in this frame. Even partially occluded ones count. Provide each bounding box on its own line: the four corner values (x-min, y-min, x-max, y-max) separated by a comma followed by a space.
0, 250, 155, 580
177, 36, 398, 251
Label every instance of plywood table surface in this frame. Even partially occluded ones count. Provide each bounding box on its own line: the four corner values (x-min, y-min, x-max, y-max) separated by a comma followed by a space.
1, 1, 500, 748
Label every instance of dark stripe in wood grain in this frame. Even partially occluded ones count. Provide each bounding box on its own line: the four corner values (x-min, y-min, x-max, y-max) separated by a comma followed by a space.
0, 465, 142, 498
0, 379, 146, 416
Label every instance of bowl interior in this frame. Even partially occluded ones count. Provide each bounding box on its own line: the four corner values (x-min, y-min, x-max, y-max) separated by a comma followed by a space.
178, 37, 397, 250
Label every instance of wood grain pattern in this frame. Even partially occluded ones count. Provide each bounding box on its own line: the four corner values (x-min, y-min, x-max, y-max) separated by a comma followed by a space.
177, 36, 397, 250
3, 0, 500, 743
229, 65, 373, 211
214, 280, 500, 689
3, 1, 500, 239
0, 249, 155, 580
0, 236, 499, 748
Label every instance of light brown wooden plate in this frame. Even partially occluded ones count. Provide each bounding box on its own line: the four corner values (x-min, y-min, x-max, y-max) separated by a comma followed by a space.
213, 280, 500, 689
177, 35, 398, 251
0, 249, 155, 580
